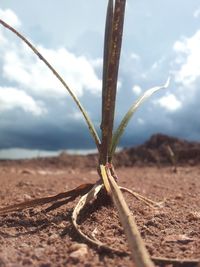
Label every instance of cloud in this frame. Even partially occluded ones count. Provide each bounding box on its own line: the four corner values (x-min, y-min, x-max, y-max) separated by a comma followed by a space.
132, 85, 142, 95
137, 118, 145, 125
67, 111, 83, 121
0, 86, 46, 116
0, 8, 102, 99
151, 56, 166, 71
0, 7, 104, 152
173, 30, 200, 87
0, 29, 6, 45
1, 3, 200, 154
0, 9, 20, 46
0, 9, 21, 27
193, 7, 200, 18
2, 46, 102, 98
130, 53, 140, 61
156, 93, 182, 112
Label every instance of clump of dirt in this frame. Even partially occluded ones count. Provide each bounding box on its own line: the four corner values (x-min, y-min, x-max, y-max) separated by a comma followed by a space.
114, 133, 200, 167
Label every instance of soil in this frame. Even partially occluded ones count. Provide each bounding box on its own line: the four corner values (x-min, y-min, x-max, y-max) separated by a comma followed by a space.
0, 134, 200, 267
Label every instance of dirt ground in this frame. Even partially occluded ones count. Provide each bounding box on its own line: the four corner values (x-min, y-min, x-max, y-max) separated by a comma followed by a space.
0, 160, 199, 267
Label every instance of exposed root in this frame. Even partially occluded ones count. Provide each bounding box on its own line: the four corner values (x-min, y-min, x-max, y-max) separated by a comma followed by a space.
120, 187, 164, 208
72, 183, 199, 266
0, 183, 94, 215
151, 256, 199, 266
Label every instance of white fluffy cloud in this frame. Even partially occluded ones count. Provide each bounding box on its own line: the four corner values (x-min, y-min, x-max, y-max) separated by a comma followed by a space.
130, 53, 140, 61
2, 46, 102, 98
0, 9, 21, 27
137, 118, 145, 125
193, 8, 200, 18
0, 9, 20, 46
173, 30, 200, 87
0, 87, 46, 115
0, 8, 102, 99
132, 85, 142, 95
157, 93, 182, 112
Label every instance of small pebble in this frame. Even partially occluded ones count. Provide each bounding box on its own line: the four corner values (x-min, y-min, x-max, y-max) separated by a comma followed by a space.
69, 243, 88, 259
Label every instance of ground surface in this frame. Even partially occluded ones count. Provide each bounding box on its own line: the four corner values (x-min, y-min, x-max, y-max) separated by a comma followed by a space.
0, 160, 199, 267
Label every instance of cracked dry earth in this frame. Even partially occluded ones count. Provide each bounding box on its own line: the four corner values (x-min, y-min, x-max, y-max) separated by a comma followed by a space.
0, 161, 199, 267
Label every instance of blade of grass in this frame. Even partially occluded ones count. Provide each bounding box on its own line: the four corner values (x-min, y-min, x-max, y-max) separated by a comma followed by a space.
0, 19, 101, 151
106, 168, 155, 267
109, 77, 170, 158
100, 0, 126, 164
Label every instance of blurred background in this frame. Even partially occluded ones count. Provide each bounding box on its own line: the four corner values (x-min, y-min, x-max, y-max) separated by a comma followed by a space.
0, 0, 200, 159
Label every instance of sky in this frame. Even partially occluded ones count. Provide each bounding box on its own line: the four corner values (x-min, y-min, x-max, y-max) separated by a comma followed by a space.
0, 0, 200, 158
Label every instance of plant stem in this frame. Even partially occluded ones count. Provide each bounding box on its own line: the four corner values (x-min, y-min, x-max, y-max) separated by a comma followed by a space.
101, 0, 113, 125
100, 0, 126, 164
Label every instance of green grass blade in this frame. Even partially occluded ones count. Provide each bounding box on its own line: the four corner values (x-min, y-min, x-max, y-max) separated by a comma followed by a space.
100, 0, 126, 164
0, 19, 101, 150
110, 77, 170, 157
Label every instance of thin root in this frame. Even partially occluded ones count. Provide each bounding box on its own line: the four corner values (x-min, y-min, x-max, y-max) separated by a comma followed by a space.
0, 183, 94, 215
72, 184, 199, 265
120, 187, 164, 208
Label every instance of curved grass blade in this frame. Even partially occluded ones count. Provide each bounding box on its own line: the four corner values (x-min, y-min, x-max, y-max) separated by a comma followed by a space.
0, 19, 101, 151
100, 0, 126, 164
72, 181, 104, 248
110, 77, 170, 157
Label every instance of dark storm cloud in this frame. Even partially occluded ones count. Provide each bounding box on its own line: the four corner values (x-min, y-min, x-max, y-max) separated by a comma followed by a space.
0, 112, 97, 150
0, 125, 95, 150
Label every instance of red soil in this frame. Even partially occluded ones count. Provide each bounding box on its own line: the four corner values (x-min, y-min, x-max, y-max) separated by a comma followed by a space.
0, 134, 200, 266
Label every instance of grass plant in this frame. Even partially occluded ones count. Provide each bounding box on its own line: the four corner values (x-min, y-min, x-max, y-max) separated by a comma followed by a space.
1, 1, 198, 266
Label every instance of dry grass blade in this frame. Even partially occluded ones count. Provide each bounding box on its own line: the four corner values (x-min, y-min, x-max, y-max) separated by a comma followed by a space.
72, 182, 104, 246
106, 169, 155, 267
100, 0, 126, 164
0, 183, 93, 215
0, 19, 101, 151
